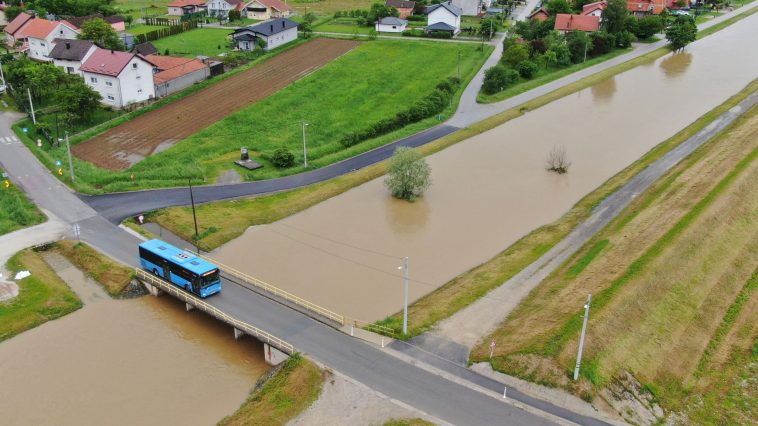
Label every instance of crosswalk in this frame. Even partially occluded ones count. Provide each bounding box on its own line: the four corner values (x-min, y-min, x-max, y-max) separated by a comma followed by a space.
1, 135, 19, 145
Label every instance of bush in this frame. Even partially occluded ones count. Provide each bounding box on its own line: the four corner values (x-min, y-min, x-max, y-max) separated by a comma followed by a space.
566, 31, 590, 63
482, 65, 519, 94
501, 43, 529, 67
270, 148, 295, 168
633, 15, 663, 39
615, 30, 635, 48
589, 30, 614, 56
529, 39, 547, 56
517, 60, 539, 79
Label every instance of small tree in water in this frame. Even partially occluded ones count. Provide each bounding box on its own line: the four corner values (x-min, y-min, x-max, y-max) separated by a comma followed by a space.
546, 145, 571, 174
385, 147, 431, 201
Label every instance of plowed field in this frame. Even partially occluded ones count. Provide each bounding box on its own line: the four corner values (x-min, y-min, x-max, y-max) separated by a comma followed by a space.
73, 38, 360, 171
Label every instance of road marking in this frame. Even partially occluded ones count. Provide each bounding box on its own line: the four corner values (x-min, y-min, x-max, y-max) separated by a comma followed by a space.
11, 135, 18, 142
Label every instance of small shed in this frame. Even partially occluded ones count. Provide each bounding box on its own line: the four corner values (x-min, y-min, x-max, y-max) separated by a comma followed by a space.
376, 16, 408, 33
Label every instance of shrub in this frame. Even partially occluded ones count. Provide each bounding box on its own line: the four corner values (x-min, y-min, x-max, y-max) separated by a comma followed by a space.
566, 31, 590, 63
384, 147, 431, 201
633, 15, 663, 39
517, 60, 539, 79
270, 148, 295, 168
616, 30, 634, 48
502, 43, 530, 67
589, 30, 614, 56
482, 64, 519, 94
529, 39, 547, 56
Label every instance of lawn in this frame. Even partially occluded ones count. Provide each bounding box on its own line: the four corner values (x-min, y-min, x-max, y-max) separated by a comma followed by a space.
314, 20, 373, 34
126, 24, 164, 35
469, 104, 758, 422
152, 28, 233, 57
289, 0, 375, 15
0, 176, 45, 236
0, 249, 82, 342
116, 0, 168, 20
219, 353, 323, 425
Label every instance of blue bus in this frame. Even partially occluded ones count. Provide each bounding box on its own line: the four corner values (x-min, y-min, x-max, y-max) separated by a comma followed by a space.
138, 239, 222, 298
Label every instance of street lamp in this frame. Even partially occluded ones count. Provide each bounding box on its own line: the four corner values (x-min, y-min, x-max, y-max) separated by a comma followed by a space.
398, 257, 409, 335
301, 121, 309, 168
573, 294, 592, 381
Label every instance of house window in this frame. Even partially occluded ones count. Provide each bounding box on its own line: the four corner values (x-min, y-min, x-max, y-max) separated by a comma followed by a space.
133, 63, 138, 69
138, 89, 143, 93
90, 77, 97, 83
392, 26, 397, 29
41, 42, 46, 47
66, 67, 74, 73
106, 81, 113, 87
107, 95, 115, 100
136, 75, 141, 80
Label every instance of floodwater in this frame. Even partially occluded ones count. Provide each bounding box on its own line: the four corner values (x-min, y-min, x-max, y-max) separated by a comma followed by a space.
213, 14, 758, 322
0, 292, 268, 425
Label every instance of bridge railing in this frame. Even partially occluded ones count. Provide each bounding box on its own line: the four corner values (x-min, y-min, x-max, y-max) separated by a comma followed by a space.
136, 269, 295, 354
193, 253, 347, 326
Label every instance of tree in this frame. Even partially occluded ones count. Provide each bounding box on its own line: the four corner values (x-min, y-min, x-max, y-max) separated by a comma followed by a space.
501, 43, 529, 67
482, 64, 519, 94
303, 12, 317, 24
546, 0, 572, 15
633, 15, 663, 39
55, 75, 102, 125
78, 18, 124, 51
384, 147, 431, 201
300, 20, 313, 38
566, 31, 590, 63
271, 148, 295, 168
366, 2, 398, 25
228, 9, 241, 21
546, 145, 571, 174
665, 15, 697, 51
479, 16, 498, 40
601, 0, 629, 34
5, 5, 24, 22
517, 60, 538, 79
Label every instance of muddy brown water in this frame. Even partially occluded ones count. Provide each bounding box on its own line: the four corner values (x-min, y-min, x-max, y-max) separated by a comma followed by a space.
0, 294, 268, 425
212, 16, 758, 323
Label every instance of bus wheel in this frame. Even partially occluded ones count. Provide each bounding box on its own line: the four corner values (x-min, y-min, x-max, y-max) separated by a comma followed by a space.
185, 285, 191, 294
152, 268, 159, 276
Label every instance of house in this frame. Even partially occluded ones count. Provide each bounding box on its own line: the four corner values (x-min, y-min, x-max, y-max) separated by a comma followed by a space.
450, 0, 491, 16
554, 13, 600, 32
581, 0, 607, 19
145, 54, 209, 97
206, 0, 245, 18
4, 12, 34, 47
79, 48, 156, 108
245, 0, 292, 20
62, 14, 126, 32
626, 0, 666, 15
24, 19, 80, 62
386, 0, 416, 19
426, 1, 461, 35
134, 42, 159, 56
376, 16, 408, 33
527, 7, 550, 21
49, 39, 96, 74
168, 0, 208, 16
232, 18, 298, 51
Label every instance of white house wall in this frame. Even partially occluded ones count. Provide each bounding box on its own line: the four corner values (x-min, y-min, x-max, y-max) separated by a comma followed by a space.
83, 57, 155, 108
262, 27, 297, 50
451, 0, 481, 16
428, 8, 461, 29
154, 67, 209, 97
168, 6, 185, 15
376, 22, 407, 32
27, 37, 53, 61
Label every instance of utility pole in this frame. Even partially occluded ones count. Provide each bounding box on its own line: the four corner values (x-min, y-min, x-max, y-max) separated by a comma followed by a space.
65, 132, 74, 181
583, 38, 588, 63
27, 88, 36, 124
0, 59, 5, 84
399, 256, 409, 335
188, 178, 200, 253
301, 121, 309, 168
573, 294, 592, 381
457, 49, 461, 80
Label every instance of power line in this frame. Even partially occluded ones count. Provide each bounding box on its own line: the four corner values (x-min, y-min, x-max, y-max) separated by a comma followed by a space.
273, 221, 400, 260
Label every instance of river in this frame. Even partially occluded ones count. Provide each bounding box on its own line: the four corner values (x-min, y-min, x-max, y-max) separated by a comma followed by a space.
212, 14, 758, 322
0, 287, 268, 425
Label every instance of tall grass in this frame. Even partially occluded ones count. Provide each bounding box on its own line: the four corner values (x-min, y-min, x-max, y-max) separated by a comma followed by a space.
0, 184, 45, 236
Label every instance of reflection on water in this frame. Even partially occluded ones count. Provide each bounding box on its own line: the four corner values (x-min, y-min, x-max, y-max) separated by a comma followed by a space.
660, 52, 694, 78
0, 295, 268, 425
591, 76, 617, 103
213, 14, 758, 322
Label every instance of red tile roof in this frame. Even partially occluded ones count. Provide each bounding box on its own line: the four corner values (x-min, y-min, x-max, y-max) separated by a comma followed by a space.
19, 19, 61, 39
582, 0, 607, 14
528, 7, 549, 21
80, 48, 146, 76
626, 0, 666, 14
168, 0, 207, 7
146, 55, 208, 84
4, 12, 33, 36
554, 14, 600, 31
257, 0, 291, 12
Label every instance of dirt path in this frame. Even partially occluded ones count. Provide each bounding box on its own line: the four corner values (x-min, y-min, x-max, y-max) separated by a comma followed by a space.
73, 38, 360, 171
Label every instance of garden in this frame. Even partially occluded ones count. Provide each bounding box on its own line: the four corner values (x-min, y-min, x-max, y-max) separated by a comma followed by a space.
151, 27, 233, 57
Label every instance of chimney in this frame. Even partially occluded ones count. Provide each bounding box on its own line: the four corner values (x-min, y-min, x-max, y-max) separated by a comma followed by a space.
282, 20, 285, 28
65, 42, 70, 49
270, 24, 273, 32
111, 49, 114, 54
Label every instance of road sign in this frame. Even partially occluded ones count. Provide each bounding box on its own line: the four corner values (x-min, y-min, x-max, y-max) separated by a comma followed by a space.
22, 128, 28, 133
55, 160, 62, 167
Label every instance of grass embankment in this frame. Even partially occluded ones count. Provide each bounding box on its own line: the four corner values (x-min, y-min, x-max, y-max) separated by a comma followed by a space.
52, 241, 134, 297
219, 353, 323, 426
469, 104, 758, 423
289, 0, 374, 14
116, 0, 168, 19
0, 179, 45, 236
152, 28, 233, 57
0, 249, 82, 342
384, 419, 436, 426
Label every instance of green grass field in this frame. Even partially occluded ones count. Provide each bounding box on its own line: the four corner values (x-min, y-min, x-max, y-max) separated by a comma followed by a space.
0, 250, 82, 342
0, 179, 45, 236
152, 28, 233, 57
126, 24, 163, 35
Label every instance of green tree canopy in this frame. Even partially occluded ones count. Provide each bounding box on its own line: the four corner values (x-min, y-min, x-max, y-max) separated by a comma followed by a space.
546, 0, 572, 15
55, 75, 102, 125
601, 0, 629, 34
665, 15, 697, 50
77, 18, 124, 51
384, 147, 432, 201
501, 43, 529, 67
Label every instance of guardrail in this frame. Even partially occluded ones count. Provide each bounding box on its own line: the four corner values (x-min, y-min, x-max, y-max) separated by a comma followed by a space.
136, 269, 295, 354
192, 253, 397, 338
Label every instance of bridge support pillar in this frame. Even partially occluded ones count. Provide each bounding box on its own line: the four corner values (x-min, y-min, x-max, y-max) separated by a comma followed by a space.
185, 303, 194, 312
264, 343, 289, 366
145, 283, 163, 297
233, 328, 244, 340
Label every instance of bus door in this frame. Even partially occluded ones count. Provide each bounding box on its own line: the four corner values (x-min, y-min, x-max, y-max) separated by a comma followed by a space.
162, 261, 171, 280
191, 275, 201, 294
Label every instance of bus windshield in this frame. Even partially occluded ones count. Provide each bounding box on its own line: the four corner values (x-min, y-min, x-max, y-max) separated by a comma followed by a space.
198, 269, 220, 288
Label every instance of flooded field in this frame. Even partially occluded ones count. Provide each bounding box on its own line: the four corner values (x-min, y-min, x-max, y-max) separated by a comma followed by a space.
0, 294, 267, 425
212, 15, 758, 322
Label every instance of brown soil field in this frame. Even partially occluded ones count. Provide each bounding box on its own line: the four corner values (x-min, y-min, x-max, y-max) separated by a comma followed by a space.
73, 38, 360, 171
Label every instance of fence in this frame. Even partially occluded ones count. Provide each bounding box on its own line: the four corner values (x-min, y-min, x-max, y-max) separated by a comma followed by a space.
135, 20, 199, 44
136, 269, 295, 353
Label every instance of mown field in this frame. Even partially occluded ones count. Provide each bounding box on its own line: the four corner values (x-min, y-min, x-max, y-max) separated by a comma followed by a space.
152, 28, 233, 57
0, 180, 45, 236
469, 105, 758, 424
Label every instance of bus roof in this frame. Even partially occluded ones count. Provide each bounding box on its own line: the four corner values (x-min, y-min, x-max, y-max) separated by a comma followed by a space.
139, 239, 219, 275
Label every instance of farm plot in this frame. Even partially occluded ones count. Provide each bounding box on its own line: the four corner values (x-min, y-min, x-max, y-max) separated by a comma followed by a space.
72, 38, 359, 171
